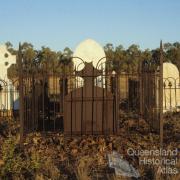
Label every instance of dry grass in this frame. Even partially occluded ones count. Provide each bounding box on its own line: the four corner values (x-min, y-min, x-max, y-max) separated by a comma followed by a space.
0, 116, 179, 179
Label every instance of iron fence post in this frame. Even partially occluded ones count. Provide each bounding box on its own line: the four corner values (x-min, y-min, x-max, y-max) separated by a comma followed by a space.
159, 40, 163, 149
115, 73, 119, 133
18, 43, 24, 145
139, 59, 143, 118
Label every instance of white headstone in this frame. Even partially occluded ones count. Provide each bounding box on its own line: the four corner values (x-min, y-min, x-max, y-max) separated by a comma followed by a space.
163, 62, 180, 112
73, 39, 106, 70
0, 45, 16, 80
0, 44, 18, 110
73, 39, 106, 87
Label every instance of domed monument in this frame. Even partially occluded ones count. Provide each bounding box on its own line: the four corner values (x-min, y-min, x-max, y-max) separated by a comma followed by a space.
163, 62, 180, 112
73, 39, 106, 70
72, 39, 106, 88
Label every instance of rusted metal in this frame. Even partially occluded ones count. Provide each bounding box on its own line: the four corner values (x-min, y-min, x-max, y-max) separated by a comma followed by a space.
15, 43, 180, 145
141, 56, 160, 130
18, 43, 24, 144
159, 40, 163, 149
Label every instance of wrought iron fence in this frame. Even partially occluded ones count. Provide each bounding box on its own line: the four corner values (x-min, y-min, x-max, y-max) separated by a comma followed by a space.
0, 79, 19, 118
13, 42, 180, 149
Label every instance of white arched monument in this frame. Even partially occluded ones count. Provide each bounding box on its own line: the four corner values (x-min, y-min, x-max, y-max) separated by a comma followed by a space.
73, 39, 106, 87
0, 44, 18, 112
163, 62, 180, 112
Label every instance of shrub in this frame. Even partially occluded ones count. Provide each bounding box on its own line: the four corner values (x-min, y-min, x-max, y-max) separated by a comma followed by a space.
0, 136, 42, 179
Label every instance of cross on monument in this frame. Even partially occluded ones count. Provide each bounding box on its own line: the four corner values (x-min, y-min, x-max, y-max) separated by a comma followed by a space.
76, 62, 102, 95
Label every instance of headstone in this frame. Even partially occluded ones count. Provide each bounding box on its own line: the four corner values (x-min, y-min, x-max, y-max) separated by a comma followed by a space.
73, 39, 106, 87
163, 62, 180, 112
73, 39, 106, 70
64, 40, 114, 135
0, 44, 18, 111
64, 62, 114, 135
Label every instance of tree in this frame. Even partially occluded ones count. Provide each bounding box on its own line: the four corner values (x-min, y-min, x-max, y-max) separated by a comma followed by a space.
60, 47, 73, 65
126, 44, 141, 72
6, 41, 180, 79
114, 45, 126, 73
5, 41, 17, 55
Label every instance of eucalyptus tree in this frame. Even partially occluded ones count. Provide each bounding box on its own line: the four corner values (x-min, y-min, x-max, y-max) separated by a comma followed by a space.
164, 42, 180, 69
104, 43, 115, 72
114, 45, 127, 73
59, 47, 73, 75
7, 42, 36, 80
5, 41, 17, 55
38, 47, 59, 74
125, 44, 141, 73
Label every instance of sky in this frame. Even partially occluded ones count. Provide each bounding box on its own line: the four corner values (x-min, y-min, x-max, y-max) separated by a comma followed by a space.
0, 0, 180, 51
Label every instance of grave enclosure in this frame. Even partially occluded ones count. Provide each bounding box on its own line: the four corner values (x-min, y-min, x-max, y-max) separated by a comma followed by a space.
18, 39, 162, 138
1, 40, 179, 143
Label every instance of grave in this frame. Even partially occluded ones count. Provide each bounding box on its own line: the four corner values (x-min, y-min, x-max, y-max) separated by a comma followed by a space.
163, 62, 180, 112
73, 39, 106, 70
64, 39, 116, 135
73, 39, 106, 87
0, 44, 18, 115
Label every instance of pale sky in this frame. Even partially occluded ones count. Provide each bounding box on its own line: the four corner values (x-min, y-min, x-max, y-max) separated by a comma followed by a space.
0, 0, 179, 51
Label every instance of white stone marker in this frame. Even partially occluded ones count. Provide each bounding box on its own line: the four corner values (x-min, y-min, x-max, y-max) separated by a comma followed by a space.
163, 62, 180, 112
73, 39, 106, 87
0, 44, 18, 111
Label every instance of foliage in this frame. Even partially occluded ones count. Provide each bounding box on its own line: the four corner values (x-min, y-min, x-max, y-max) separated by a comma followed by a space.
75, 156, 95, 180
104, 41, 180, 73
6, 42, 74, 80
7, 64, 18, 81
0, 115, 179, 179
0, 136, 43, 179
5, 41, 17, 55
164, 42, 180, 68
6, 41, 180, 79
